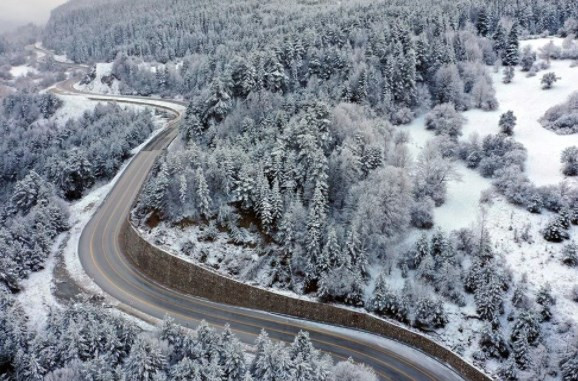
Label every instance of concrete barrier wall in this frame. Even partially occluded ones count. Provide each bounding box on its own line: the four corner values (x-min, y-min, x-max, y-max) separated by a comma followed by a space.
119, 218, 491, 381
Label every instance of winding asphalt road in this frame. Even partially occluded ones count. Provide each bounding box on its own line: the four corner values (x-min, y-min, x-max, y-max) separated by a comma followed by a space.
38, 46, 467, 381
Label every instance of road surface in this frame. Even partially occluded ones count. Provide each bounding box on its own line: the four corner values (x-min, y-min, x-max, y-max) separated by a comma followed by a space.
41, 46, 467, 381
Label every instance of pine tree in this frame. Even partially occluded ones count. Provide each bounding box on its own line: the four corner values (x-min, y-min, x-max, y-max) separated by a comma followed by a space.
476, 8, 489, 36
270, 180, 283, 223
410, 234, 430, 269
502, 66, 514, 84
344, 226, 368, 278
123, 337, 167, 381
543, 218, 570, 242
195, 168, 211, 219
492, 25, 507, 58
289, 331, 315, 362
498, 360, 518, 381
562, 242, 578, 267
305, 182, 327, 280
180, 103, 203, 143
511, 312, 540, 345
220, 326, 246, 381
512, 333, 531, 370
15, 350, 45, 381
504, 24, 520, 66
369, 275, 409, 323
536, 284, 555, 321
318, 227, 341, 275
169, 357, 201, 381
561, 353, 578, 381
499, 111, 517, 136
474, 273, 504, 325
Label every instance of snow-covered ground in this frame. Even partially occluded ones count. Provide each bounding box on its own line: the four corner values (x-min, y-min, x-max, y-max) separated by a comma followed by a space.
75, 62, 121, 95
462, 38, 578, 187
9, 64, 38, 78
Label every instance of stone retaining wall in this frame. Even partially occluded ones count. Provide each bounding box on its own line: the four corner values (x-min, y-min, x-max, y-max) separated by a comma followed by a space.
119, 218, 491, 381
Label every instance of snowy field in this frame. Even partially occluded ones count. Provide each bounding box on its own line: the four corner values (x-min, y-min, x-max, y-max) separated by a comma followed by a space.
463, 38, 578, 187
9, 64, 38, 78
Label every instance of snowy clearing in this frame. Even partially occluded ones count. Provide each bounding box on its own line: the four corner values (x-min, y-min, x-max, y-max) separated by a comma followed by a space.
9, 64, 38, 78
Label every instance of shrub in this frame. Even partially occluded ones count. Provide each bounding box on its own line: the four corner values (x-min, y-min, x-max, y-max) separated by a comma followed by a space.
499, 111, 517, 136
561, 146, 578, 176
543, 218, 570, 242
425, 103, 466, 139
540, 92, 578, 135
541, 72, 560, 89
414, 297, 447, 330
562, 242, 578, 266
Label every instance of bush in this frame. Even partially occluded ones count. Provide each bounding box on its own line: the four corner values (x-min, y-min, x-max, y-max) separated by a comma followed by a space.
425, 103, 466, 138
520, 46, 537, 71
414, 297, 447, 330
540, 92, 578, 135
562, 242, 578, 266
562, 146, 578, 176
499, 111, 517, 136
543, 218, 570, 242
541, 72, 560, 89
410, 197, 435, 229
391, 107, 414, 125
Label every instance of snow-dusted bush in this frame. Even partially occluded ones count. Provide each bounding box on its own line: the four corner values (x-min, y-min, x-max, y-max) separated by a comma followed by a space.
539, 41, 562, 61
499, 110, 517, 136
540, 92, 578, 135
520, 46, 537, 71
331, 360, 378, 381
502, 66, 514, 84
537, 185, 566, 212
433, 64, 469, 111
479, 325, 510, 359
492, 168, 535, 207
410, 197, 435, 229
413, 143, 460, 206
413, 296, 447, 330
369, 275, 410, 323
468, 134, 527, 178
571, 285, 578, 303
318, 267, 365, 307
561, 146, 578, 176
561, 242, 578, 267
425, 103, 466, 138
470, 78, 499, 111
391, 107, 414, 125
541, 72, 560, 89
561, 352, 578, 381
542, 218, 570, 242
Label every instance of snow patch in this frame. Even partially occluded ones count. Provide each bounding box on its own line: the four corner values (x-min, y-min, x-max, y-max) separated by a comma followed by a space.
10, 65, 38, 78
75, 62, 121, 95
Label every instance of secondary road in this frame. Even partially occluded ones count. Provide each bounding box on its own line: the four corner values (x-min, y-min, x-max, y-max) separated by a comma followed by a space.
40, 46, 467, 381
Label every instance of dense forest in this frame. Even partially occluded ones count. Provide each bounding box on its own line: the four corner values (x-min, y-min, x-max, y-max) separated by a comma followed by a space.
0, 0, 571, 380
0, 93, 157, 292
0, 289, 376, 380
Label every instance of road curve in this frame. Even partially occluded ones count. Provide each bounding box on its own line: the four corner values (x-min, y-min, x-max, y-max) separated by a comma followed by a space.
42, 47, 467, 381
